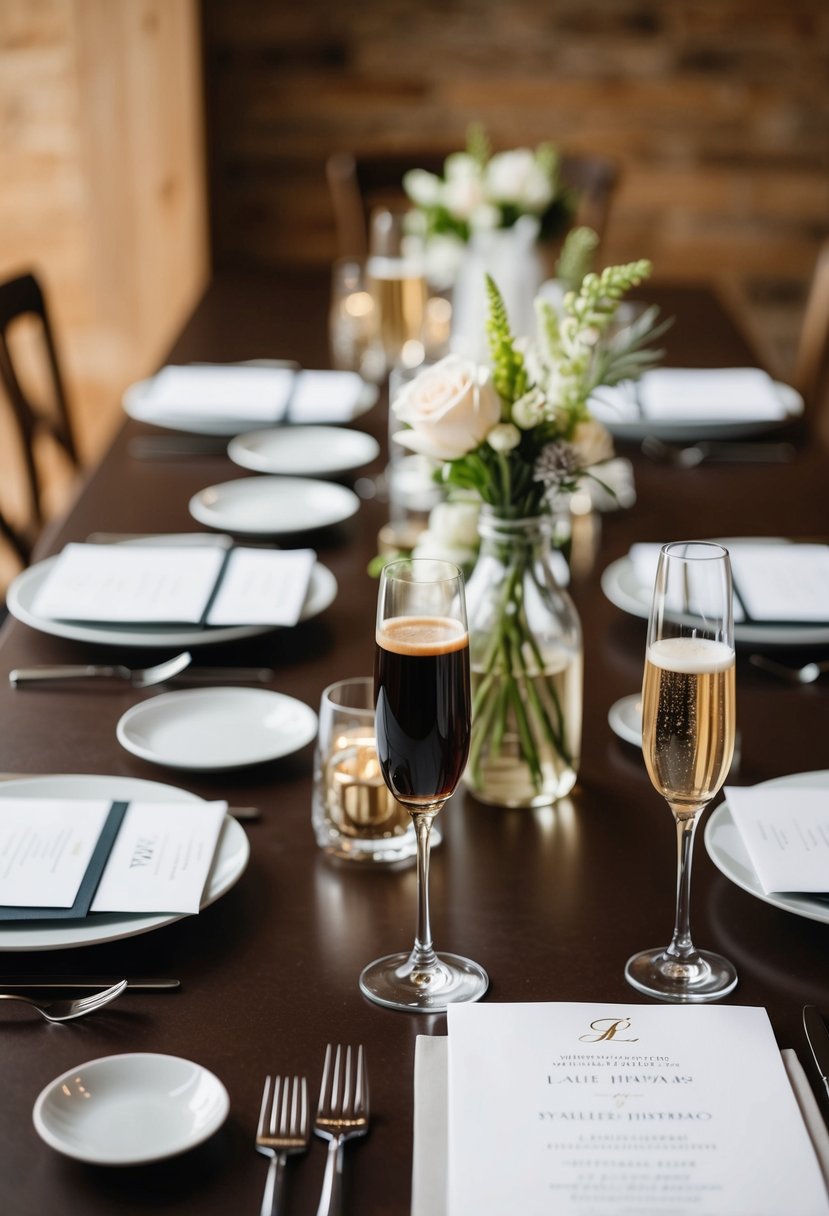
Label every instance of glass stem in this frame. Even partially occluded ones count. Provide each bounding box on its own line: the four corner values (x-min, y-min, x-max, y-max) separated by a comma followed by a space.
410, 810, 439, 971
666, 807, 703, 961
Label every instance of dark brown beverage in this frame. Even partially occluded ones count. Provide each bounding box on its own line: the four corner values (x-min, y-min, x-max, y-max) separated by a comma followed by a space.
374, 615, 471, 807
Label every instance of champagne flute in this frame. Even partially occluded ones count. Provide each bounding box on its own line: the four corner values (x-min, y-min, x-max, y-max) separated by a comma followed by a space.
625, 541, 738, 1002
366, 207, 427, 374
359, 558, 489, 1012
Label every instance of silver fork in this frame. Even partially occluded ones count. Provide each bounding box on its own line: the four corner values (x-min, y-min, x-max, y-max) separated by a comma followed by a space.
0, 978, 127, 1022
255, 1074, 310, 1216
750, 653, 829, 686
314, 1044, 370, 1216
9, 650, 192, 688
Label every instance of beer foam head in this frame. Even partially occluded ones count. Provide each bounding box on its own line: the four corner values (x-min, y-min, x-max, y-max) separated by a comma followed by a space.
647, 636, 734, 674
377, 615, 467, 656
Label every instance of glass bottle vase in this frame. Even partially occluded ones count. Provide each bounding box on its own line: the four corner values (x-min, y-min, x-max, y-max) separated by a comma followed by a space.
463, 508, 583, 807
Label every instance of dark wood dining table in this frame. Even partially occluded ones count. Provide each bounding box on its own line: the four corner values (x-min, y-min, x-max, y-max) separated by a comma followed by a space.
1, 266, 828, 1216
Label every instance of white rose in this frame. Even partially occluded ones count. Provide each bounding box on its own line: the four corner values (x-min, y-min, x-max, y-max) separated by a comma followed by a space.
403, 168, 443, 208
468, 202, 501, 232
485, 149, 553, 212
487, 422, 521, 452
393, 355, 502, 461
571, 419, 615, 468
443, 174, 486, 221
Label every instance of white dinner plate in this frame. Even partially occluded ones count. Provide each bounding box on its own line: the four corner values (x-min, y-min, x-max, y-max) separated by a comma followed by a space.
117, 686, 318, 771
7, 554, 337, 648
229, 425, 380, 477
592, 380, 802, 442
0, 775, 249, 951
704, 770, 829, 925
189, 475, 360, 536
600, 539, 829, 647
607, 694, 642, 747
33, 1053, 229, 1165
123, 364, 378, 436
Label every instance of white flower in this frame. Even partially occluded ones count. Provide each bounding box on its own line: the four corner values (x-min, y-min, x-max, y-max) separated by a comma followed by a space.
392, 354, 501, 462
511, 387, 548, 429
484, 149, 554, 212
468, 202, 501, 232
444, 152, 481, 183
403, 168, 443, 208
444, 174, 486, 221
423, 234, 466, 292
426, 499, 481, 547
412, 529, 477, 569
570, 419, 615, 468
487, 422, 522, 452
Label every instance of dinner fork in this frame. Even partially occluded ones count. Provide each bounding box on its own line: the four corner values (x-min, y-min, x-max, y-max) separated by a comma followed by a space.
0, 978, 127, 1023
255, 1074, 310, 1216
314, 1044, 370, 1216
9, 650, 192, 688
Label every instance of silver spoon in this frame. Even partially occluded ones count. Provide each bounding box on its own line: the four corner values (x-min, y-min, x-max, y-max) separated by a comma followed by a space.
9, 650, 192, 688
0, 979, 128, 1022
749, 654, 829, 685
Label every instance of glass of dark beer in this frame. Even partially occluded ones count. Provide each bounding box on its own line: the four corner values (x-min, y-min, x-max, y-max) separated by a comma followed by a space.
359, 558, 489, 1012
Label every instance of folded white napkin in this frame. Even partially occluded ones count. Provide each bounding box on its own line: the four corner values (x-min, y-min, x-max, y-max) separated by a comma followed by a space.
412, 1038, 829, 1216
133, 365, 368, 426
589, 368, 788, 425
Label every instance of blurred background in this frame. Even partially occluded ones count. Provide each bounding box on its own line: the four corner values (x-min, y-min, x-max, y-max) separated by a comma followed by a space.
1, 0, 827, 574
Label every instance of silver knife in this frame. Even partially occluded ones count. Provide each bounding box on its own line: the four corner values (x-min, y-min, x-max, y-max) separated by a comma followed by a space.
0, 978, 180, 992
803, 1006, 829, 1098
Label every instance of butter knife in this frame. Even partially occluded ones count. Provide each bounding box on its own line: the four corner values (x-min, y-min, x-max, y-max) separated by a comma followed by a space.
0, 977, 179, 991
803, 1006, 829, 1099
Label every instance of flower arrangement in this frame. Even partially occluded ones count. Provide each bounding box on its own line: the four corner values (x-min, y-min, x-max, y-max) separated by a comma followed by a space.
402, 127, 574, 290
391, 262, 667, 805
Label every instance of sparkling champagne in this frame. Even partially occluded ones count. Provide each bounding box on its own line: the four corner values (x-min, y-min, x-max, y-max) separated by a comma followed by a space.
366, 256, 427, 362
642, 636, 735, 809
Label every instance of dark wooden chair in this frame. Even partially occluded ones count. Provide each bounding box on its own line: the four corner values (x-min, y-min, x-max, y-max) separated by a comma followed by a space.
0, 270, 80, 568
793, 238, 829, 421
326, 148, 620, 262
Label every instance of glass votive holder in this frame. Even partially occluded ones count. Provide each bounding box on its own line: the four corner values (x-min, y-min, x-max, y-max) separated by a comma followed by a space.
328, 259, 381, 378
313, 677, 428, 865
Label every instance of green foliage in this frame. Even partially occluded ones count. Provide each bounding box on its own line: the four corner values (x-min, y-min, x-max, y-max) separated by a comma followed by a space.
555, 226, 599, 292
484, 275, 528, 405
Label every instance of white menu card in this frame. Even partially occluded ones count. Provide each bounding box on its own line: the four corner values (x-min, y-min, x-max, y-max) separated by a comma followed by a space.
30, 543, 315, 627
725, 786, 829, 893
446, 1002, 829, 1216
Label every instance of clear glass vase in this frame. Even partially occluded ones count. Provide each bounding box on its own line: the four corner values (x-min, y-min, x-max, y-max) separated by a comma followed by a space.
463, 508, 583, 807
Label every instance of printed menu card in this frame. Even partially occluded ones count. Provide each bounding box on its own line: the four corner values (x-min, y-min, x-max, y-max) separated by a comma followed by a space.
446, 1002, 829, 1215
725, 785, 829, 894
30, 543, 316, 627
0, 799, 227, 919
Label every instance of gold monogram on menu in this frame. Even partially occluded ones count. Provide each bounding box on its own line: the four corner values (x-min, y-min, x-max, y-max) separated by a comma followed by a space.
578, 1017, 639, 1043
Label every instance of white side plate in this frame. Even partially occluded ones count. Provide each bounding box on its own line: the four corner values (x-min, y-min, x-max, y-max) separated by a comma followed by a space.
229, 425, 379, 477
0, 775, 249, 950
117, 686, 318, 771
189, 475, 360, 536
7, 555, 337, 648
34, 1053, 229, 1165
704, 770, 829, 924
607, 694, 643, 747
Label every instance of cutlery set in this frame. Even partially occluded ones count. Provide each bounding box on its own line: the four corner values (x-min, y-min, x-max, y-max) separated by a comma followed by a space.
256, 1044, 369, 1216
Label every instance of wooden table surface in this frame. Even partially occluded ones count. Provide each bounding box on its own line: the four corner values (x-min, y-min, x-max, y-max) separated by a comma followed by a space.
1, 268, 827, 1216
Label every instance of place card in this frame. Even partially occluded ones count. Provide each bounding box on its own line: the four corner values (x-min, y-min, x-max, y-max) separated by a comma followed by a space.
0, 798, 113, 909
725, 785, 829, 893
30, 543, 316, 627
138, 364, 296, 423
446, 1002, 829, 1216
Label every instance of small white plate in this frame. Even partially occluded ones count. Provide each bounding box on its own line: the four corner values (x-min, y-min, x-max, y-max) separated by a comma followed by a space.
229, 425, 380, 477
601, 538, 829, 647
704, 770, 829, 924
608, 694, 642, 747
189, 475, 360, 536
0, 775, 248, 951
33, 1053, 229, 1165
117, 686, 318, 771
7, 553, 337, 648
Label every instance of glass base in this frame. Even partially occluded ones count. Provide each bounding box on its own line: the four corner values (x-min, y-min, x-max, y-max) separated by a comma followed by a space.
359, 951, 489, 1013
625, 947, 738, 1003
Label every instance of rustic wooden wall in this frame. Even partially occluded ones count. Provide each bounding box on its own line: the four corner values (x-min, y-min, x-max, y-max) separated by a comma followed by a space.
202, 0, 829, 376
0, 0, 209, 588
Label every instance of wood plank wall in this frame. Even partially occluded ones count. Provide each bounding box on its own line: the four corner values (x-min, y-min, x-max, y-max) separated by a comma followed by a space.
202, 0, 829, 375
